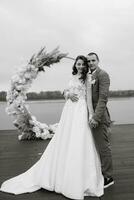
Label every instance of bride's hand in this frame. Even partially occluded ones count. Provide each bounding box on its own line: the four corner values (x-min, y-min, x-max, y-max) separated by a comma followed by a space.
89, 118, 98, 128
68, 93, 79, 102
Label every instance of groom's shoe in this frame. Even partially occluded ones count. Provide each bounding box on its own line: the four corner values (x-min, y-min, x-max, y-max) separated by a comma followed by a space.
104, 177, 114, 189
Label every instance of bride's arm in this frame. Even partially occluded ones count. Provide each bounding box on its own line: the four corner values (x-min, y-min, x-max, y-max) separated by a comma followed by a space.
63, 89, 70, 100
62, 77, 72, 100
63, 77, 78, 102
63, 89, 79, 102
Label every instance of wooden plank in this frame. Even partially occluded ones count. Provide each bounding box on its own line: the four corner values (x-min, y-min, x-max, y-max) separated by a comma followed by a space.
0, 124, 134, 200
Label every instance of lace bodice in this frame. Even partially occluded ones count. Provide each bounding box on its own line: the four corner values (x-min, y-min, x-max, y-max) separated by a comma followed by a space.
66, 75, 86, 98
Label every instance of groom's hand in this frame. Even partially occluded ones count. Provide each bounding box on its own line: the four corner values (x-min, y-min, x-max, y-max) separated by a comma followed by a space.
68, 93, 79, 102
89, 118, 99, 128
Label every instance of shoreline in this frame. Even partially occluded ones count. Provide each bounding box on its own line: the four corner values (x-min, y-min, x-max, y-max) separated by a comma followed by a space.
0, 96, 134, 104
0, 123, 134, 134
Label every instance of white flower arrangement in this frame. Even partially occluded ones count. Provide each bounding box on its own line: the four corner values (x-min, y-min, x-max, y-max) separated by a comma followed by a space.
6, 47, 67, 140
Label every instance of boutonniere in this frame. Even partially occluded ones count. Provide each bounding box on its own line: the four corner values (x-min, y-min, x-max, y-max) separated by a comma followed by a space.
91, 78, 96, 85
87, 74, 96, 85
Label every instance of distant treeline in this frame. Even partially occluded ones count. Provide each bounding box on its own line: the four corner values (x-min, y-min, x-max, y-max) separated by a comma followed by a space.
27, 91, 64, 100
0, 91, 64, 101
109, 90, 134, 98
0, 90, 134, 101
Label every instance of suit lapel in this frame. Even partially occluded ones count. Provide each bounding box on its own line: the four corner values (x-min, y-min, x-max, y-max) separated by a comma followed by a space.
91, 67, 101, 91
92, 67, 101, 80
86, 67, 101, 98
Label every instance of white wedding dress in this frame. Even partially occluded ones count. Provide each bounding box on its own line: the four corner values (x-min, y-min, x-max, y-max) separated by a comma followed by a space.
0, 75, 104, 199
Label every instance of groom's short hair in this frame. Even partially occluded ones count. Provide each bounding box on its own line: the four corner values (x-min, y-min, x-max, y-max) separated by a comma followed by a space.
87, 52, 99, 61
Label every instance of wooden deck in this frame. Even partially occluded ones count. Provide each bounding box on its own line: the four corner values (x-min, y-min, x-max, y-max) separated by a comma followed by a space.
0, 124, 134, 200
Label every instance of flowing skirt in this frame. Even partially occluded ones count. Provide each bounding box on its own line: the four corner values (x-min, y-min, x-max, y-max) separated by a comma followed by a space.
0, 98, 104, 199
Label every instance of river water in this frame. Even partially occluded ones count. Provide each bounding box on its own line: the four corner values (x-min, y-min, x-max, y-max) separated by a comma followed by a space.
0, 97, 134, 130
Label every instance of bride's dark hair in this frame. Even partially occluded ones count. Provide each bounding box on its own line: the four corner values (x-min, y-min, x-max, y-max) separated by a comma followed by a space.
72, 55, 89, 83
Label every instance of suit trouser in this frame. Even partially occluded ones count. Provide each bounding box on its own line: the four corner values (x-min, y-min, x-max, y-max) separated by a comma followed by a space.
92, 123, 113, 178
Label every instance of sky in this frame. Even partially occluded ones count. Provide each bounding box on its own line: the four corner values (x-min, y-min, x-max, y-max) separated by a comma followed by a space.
0, 0, 134, 92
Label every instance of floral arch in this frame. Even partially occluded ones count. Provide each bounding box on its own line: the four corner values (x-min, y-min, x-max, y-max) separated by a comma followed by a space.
6, 47, 68, 140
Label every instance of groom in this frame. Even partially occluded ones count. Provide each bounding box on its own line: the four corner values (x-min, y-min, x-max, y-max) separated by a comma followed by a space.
86, 52, 114, 188
66, 52, 114, 188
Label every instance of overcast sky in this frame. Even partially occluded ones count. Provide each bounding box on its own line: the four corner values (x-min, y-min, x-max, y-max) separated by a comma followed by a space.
0, 0, 134, 92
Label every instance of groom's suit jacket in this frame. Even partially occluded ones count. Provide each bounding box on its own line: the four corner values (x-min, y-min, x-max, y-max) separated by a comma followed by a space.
87, 67, 111, 126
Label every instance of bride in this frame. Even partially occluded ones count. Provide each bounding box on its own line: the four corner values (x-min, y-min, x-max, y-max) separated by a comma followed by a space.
0, 55, 104, 199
